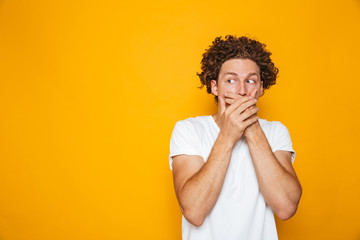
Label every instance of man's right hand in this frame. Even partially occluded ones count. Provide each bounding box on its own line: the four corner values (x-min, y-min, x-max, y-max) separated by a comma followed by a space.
216, 93, 259, 145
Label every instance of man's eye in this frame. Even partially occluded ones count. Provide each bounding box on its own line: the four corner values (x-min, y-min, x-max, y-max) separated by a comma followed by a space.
247, 80, 255, 84
228, 79, 236, 83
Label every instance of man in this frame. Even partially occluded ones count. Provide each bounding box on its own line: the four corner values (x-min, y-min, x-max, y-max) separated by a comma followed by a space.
169, 35, 302, 240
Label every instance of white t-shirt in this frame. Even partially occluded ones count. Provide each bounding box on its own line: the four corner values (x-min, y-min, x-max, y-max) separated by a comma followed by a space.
169, 115, 295, 240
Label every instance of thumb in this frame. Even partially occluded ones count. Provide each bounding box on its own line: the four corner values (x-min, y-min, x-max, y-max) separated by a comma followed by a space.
250, 88, 258, 99
218, 95, 226, 115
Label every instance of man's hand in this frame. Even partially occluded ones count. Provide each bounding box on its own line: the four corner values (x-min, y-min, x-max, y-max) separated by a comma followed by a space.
222, 89, 260, 140
243, 89, 261, 138
216, 91, 259, 145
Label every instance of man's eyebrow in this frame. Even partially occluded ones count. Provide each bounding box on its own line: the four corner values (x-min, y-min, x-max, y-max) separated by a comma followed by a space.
224, 72, 259, 78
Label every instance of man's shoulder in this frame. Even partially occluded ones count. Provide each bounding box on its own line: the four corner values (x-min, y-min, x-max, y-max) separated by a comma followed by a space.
172, 115, 212, 136
259, 118, 285, 128
258, 118, 292, 141
175, 115, 211, 128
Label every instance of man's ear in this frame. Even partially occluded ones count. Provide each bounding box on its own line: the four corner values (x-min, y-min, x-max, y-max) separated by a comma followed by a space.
211, 80, 218, 96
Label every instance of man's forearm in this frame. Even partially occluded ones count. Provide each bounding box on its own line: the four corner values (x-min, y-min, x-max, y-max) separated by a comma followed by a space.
245, 122, 302, 220
179, 133, 234, 226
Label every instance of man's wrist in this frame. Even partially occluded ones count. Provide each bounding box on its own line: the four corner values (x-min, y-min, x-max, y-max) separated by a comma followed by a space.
217, 131, 237, 150
244, 121, 262, 139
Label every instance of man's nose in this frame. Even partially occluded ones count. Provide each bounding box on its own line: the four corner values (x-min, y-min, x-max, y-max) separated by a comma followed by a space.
237, 81, 246, 96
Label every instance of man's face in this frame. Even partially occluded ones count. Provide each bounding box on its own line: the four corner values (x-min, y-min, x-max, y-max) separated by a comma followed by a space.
211, 58, 263, 107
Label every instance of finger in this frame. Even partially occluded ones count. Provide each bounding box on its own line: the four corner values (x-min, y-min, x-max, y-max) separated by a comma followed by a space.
218, 95, 226, 115
225, 92, 247, 100
245, 105, 255, 111
233, 99, 258, 115
249, 88, 258, 99
242, 114, 259, 127
226, 95, 251, 113
225, 94, 250, 105
224, 97, 236, 105
237, 106, 259, 121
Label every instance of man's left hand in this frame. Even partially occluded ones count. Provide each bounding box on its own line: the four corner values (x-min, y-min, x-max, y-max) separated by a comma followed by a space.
224, 89, 260, 138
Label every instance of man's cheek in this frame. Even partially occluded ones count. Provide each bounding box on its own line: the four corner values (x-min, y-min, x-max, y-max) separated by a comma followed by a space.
224, 88, 237, 94
222, 92, 233, 108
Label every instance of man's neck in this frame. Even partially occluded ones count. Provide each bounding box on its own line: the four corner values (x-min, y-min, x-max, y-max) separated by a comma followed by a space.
212, 111, 221, 128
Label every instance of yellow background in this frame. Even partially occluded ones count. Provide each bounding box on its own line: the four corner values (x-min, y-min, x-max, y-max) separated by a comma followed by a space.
0, 0, 359, 239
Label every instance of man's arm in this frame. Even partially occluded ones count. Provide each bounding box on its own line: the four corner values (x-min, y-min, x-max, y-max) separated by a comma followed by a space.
171, 96, 259, 227
172, 134, 234, 227
225, 92, 302, 220
244, 122, 302, 220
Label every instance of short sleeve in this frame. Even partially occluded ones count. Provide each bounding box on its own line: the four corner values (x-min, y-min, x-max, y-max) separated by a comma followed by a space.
272, 122, 296, 164
168, 121, 203, 171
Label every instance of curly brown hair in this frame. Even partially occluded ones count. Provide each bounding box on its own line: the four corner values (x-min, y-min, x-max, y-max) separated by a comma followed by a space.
197, 35, 279, 101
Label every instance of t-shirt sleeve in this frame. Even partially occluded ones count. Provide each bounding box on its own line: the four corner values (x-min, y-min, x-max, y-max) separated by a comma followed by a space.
272, 122, 296, 164
168, 121, 203, 171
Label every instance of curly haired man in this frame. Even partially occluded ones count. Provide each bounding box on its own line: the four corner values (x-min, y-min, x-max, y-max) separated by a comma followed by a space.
169, 35, 302, 240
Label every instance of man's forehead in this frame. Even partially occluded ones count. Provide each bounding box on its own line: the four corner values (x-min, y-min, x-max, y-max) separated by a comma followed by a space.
223, 71, 259, 78
219, 59, 260, 77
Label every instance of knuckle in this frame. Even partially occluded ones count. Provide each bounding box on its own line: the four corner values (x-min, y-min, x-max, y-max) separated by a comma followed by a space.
226, 112, 231, 119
